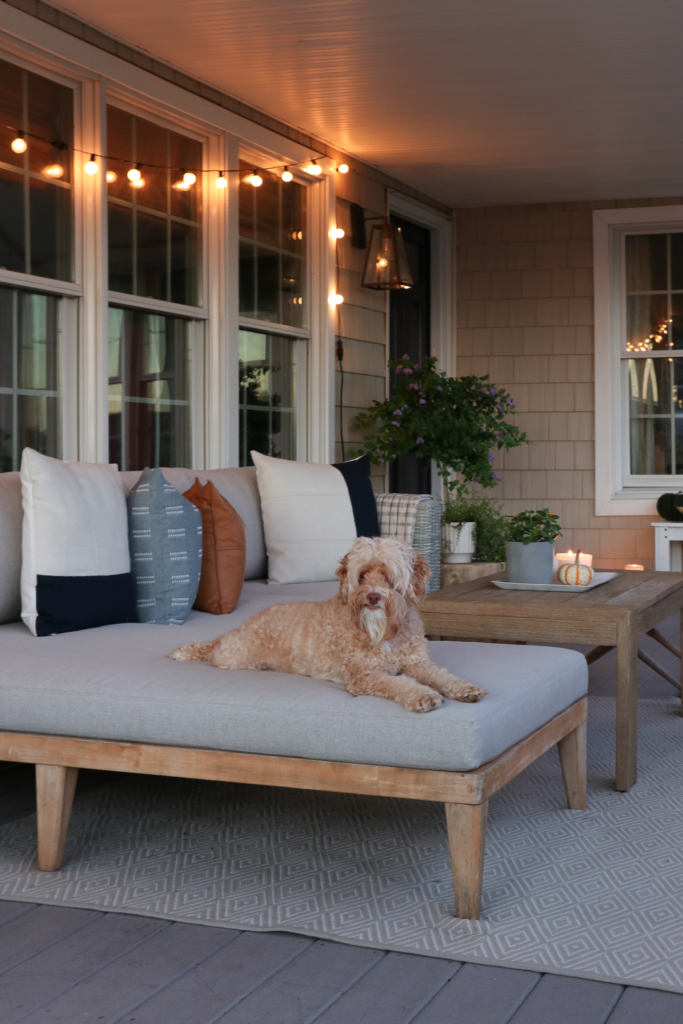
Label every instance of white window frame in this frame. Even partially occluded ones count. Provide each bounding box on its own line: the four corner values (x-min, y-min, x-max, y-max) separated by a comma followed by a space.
0, 3, 336, 471
594, 205, 683, 515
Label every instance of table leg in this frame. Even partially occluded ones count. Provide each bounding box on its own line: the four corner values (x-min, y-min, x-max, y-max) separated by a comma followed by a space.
616, 615, 638, 792
680, 608, 683, 718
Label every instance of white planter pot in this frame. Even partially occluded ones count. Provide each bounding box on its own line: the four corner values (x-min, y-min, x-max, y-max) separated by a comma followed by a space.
441, 522, 475, 564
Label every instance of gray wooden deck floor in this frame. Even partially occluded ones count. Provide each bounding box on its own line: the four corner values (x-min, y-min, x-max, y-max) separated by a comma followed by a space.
0, 616, 682, 1023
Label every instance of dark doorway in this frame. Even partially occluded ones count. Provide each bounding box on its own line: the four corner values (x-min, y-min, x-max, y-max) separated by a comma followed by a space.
389, 215, 432, 494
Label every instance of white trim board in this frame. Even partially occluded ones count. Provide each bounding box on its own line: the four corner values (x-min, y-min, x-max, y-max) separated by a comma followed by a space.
593, 204, 683, 516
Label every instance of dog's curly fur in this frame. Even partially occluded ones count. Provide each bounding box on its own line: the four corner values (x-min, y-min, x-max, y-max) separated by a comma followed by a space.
170, 537, 487, 713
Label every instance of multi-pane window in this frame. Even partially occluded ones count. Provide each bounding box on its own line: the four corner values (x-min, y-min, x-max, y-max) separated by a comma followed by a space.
625, 233, 683, 475
107, 106, 202, 307
239, 329, 299, 466
239, 162, 306, 329
0, 287, 61, 470
0, 58, 73, 281
108, 307, 191, 471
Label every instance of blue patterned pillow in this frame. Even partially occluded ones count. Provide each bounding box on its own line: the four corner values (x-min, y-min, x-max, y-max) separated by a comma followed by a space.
127, 468, 202, 624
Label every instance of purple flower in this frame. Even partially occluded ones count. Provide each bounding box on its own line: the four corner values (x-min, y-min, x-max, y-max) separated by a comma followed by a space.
493, 474, 501, 482
489, 386, 497, 395
498, 406, 505, 413
404, 369, 413, 375
410, 383, 419, 390
507, 398, 514, 407
488, 453, 495, 462
378, 458, 385, 464
419, 398, 426, 404
394, 408, 403, 416
395, 365, 402, 374
402, 353, 409, 359
437, 386, 442, 391
475, 476, 481, 483
414, 363, 419, 370
416, 437, 424, 444
391, 421, 400, 427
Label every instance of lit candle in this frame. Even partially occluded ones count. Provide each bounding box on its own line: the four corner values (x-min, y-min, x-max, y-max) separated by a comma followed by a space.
625, 564, 644, 571
556, 550, 593, 567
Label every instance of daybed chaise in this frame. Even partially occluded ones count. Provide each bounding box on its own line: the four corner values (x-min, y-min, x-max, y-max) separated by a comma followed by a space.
0, 467, 587, 919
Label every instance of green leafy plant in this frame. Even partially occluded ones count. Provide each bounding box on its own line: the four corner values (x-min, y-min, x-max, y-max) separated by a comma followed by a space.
506, 508, 562, 545
349, 355, 528, 496
442, 493, 508, 562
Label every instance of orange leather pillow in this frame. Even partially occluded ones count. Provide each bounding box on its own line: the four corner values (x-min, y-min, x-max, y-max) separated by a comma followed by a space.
183, 479, 246, 614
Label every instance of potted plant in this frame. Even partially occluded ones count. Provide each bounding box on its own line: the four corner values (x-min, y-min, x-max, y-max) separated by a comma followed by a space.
505, 508, 562, 584
349, 355, 528, 496
441, 493, 508, 564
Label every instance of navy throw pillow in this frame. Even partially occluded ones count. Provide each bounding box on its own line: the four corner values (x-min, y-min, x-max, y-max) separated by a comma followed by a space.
332, 455, 380, 537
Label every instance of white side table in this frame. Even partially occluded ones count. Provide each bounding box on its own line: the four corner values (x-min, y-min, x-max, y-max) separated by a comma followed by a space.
653, 521, 683, 571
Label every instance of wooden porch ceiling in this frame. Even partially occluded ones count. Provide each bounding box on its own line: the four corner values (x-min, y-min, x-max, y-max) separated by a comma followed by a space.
39, 0, 683, 208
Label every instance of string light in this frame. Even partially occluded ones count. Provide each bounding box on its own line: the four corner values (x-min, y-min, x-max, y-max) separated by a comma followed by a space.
131, 177, 145, 189
282, 167, 293, 182
304, 161, 322, 176
11, 131, 26, 154
215, 171, 227, 189
183, 171, 196, 185
173, 178, 191, 191
45, 163, 64, 178
106, 170, 117, 183
245, 170, 263, 187
330, 292, 344, 306
337, 163, 349, 174
127, 165, 142, 182
329, 228, 345, 239
84, 154, 99, 175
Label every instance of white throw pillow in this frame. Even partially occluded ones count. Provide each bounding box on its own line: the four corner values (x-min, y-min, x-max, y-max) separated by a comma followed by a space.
21, 448, 134, 636
251, 452, 357, 584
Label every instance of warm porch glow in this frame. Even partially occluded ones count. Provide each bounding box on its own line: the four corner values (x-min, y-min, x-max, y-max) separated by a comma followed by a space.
556, 550, 593, 567
625, 564, 644, 570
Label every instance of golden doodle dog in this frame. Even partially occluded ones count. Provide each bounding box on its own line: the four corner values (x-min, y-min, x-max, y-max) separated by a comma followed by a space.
170, 536, 487, 713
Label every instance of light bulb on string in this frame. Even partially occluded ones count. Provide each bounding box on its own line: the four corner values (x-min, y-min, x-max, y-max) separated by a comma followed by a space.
127, 165, 142, 182
330, 292, 344, 306
337, 163, 349, 174
215, 172, 227, 189
245, 169, 262, 187
304, 161, 322, 176
84, 154, 99, 175
11, 131, 27, 154
45, 163, 64, 178
173, 178, 190, 191
131, 177, 145, 189
183, 171, 197, 185
106, 170, 117, 183
329, 228, 345, 239
282, 167, 293, 182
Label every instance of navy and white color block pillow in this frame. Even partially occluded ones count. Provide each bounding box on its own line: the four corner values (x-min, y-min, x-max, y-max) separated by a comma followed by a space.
127, 468, 202, 624
20, 448, 136, 636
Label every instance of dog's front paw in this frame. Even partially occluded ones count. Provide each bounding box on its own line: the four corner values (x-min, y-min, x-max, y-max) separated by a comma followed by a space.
405, 686, 443, 713
455, 683, 487, 703
169, 646, 189, 661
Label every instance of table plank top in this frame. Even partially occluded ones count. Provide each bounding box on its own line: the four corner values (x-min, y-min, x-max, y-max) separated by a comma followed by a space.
422, 569, 683, 624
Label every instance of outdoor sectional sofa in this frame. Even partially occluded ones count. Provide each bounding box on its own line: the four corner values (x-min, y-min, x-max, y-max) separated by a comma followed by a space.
0, 466, 588, 919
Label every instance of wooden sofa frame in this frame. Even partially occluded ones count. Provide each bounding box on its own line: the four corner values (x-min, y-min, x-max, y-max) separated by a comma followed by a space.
0, 697, 586, 920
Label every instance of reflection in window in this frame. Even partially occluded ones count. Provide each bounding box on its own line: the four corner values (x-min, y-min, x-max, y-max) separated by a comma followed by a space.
239, 162, 306, 328
239, 329, 299, 466
626, 232, 683, 474
108, 307, 191, 471
106, 106, 202, 306
0, 58, 73, 281
0, 287, 61, 471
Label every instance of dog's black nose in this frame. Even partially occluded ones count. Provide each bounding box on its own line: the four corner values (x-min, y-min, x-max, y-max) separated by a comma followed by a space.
367, 592, 382, 606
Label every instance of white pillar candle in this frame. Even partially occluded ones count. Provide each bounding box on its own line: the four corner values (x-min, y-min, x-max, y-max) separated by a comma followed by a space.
556, 550, 593, 568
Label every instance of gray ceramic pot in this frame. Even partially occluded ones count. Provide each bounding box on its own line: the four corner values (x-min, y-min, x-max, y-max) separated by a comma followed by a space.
505, 540, 554, 584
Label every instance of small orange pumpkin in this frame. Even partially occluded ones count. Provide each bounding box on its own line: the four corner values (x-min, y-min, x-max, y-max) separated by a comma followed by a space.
558, 550, 594, 586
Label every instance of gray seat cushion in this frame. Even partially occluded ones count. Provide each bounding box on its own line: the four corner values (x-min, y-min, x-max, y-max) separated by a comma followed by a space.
0, 472, 21, 624
0, 581, 587, 772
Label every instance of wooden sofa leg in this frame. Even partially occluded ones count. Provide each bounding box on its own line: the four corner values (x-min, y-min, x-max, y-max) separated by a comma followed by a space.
557, 720, 587, 810
35, 765, 79, 871
445, 801, 488, 920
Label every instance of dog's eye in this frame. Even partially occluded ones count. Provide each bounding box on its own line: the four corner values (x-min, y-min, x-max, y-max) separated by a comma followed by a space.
359, 572, 367, 581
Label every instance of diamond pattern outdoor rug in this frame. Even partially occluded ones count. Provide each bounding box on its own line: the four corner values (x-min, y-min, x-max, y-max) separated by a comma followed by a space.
1, 697, 683, 993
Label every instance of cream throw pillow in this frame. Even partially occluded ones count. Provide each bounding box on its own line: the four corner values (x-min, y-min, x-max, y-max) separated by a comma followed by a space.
251, 452, 357, 584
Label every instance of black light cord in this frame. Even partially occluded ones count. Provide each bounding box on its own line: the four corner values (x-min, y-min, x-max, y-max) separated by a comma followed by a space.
336, 337, 345, 462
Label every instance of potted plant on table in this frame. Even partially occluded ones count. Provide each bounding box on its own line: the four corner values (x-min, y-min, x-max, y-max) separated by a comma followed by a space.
505, 508, 562, 584
441, 492, 508, 564
350, 356, 529, 554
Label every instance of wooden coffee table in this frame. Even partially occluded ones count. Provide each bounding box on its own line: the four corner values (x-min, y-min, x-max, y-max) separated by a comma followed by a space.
420, 570, 683, 792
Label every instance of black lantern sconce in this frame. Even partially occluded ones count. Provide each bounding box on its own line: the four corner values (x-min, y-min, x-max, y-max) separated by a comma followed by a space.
360, 219, 414, 290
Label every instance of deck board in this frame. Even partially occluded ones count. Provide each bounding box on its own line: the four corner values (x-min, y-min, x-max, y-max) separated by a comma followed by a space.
412, 963, 541, 1024
507, 975, 623, 1023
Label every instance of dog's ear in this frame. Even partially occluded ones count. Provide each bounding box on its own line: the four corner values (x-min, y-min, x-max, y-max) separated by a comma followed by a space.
408, 551, 431, 605
336, 553, 350, 603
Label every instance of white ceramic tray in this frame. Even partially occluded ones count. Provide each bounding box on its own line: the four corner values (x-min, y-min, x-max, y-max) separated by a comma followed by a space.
492, 571, 619, 593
